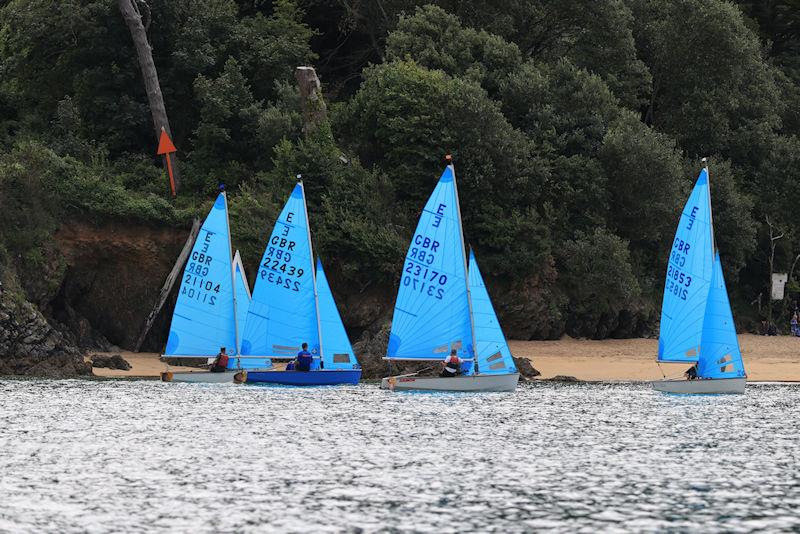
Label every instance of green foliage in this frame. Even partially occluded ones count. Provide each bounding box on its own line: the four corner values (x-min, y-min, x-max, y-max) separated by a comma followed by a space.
629, 0, 783, 161
598, 111, 685, 288
0, 0, 799, 339
558, 228, 642, 338
386, 5, 522, 96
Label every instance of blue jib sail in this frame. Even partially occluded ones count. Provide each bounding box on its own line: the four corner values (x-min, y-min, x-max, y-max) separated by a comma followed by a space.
165, 192, 237, 357
658, 169, 714, 363
697, 252, 746, 379
316, 259, 359, 370
468, 251, 517, 375
231, 250, 267, 369
240, 183, 320, 360
387, 165, 473, 361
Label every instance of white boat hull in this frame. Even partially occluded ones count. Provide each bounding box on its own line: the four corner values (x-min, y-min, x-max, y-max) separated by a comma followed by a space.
161, 370, 253, 384
380, 373, 519, 392
652, 377, 746, 394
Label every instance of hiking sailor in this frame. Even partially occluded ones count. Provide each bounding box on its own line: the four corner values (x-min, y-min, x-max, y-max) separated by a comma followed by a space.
209, 347, 229, 373
440, 349, 462, 378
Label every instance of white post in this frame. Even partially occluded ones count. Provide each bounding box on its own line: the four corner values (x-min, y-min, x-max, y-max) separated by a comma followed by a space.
449, 159, 479, 374
300, 178, 324, 364
702, 157, 716, 255
223, 191, 241, 368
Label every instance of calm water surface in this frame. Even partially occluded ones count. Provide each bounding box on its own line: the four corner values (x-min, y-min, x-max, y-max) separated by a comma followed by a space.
0, 380, 798, 533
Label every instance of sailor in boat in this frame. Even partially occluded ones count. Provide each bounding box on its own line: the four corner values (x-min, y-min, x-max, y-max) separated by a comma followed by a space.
209, 347, 229, 373
440, 349, 462, 378
296, 343, 313, 372
684, 363, 699, 380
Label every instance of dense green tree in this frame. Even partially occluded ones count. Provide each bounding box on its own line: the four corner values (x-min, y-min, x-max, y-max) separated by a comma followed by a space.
598, 111, 685, 285
557, 228, 642, 338
628, 0, 783, 162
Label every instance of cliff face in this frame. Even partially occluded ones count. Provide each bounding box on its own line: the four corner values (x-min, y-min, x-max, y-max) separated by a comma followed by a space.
51, 221, 187, 351
0, 219, 189, 376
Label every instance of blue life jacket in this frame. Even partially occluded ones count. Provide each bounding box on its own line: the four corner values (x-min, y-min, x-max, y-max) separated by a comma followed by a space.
296, 350, 313, 371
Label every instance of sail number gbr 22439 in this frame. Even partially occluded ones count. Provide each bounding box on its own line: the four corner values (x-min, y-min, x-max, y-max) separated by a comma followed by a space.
259, 216, 305, 292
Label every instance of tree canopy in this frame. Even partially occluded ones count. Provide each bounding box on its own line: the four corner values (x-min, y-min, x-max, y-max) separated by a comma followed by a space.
1, 0, 798, 340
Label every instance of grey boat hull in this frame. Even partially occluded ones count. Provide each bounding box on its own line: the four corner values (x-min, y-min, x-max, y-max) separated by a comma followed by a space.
161, 369, 263, 384
652, 377, 746, 394
380, 373, 519, 392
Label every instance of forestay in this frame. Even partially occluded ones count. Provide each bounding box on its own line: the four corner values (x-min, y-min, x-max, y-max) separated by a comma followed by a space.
165, 193, 237, 357
316, 259, 359, 370
241, 184, 320, 359
697, 253, 746, 379
658, 169, 714, 363
468, 251, 517, 375
387, 165, 473, 361
232, 250, 267, 369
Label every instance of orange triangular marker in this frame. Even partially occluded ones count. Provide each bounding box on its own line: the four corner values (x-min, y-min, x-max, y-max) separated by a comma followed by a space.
157, 128, 177, 155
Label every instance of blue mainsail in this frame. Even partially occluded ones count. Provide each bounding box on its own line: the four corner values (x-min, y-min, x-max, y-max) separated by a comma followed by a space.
468, 250, 517, 375
316, 259, 359, 370
697, 253, 746, 379
658, 169, 715, 363
387, 165, 474, 361
165, 193, 237, 357
240, 183, 320, 359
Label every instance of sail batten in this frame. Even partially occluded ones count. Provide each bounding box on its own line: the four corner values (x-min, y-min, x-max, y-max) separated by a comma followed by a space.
386, 166, 473, 362
165, 193, 237, 357
657, 169, 715, 363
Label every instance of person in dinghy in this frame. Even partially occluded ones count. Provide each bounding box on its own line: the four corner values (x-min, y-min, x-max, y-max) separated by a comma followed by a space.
441, 349, 462, 377
296, 342, 313, 372
209, 347, 229, 373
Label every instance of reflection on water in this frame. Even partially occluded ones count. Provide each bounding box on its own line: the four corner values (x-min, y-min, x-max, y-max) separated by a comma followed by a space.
0, 380, 798, 533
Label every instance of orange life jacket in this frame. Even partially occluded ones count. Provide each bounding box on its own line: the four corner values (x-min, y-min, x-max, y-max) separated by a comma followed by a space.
217, 353, 229, 368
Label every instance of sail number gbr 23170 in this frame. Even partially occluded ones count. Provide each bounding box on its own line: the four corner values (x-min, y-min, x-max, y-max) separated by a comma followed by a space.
403, 234, 447, 300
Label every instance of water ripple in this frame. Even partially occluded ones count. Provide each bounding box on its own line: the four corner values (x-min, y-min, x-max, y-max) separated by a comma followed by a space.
0, 380, 798, 533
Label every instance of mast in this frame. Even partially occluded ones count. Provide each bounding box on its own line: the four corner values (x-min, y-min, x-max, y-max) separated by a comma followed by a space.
449, 155, 479, 374
300, 177, 324, 363
222, 188, 241, 366
703, 157, 716, 254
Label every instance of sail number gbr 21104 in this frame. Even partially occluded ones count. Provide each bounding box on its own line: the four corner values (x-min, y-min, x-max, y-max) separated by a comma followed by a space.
182, 232, 222, 305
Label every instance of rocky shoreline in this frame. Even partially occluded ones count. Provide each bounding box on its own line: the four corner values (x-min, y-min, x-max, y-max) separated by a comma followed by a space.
0, 284, 91, 377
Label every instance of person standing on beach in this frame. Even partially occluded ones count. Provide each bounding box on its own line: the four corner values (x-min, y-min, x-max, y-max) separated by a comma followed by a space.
296, 343, 313, 371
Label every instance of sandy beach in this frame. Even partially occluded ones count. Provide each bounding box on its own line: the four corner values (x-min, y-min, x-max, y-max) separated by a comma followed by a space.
89, 334, 800, 382
509, 334, 800, 381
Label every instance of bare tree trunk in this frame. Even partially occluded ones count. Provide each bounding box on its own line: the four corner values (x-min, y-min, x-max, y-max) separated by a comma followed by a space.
295, 66, 328, 136
134, 218, 200, 351
118, 0, 181, 193
765, 215, 784, 325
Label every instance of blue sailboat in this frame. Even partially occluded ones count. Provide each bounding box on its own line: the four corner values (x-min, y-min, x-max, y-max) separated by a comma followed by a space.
653, 163, 747, 394
241, 181, 361, 386
380, 161, 519, 392
161, 191, 268, 383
